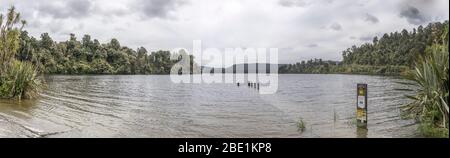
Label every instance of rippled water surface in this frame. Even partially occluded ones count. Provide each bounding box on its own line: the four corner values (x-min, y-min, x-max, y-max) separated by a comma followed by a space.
0, 74, 418, 138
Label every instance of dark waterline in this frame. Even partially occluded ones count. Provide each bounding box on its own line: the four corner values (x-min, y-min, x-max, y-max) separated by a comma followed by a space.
0, 74, 418, 138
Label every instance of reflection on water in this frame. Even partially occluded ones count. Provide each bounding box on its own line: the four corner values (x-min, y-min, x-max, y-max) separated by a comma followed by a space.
0, 74, 419, 138
356, 127, 368, 138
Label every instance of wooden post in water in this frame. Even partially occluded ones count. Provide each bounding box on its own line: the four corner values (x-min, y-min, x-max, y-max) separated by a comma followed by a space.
356, 84, 368, 128
257, 83, 260, 90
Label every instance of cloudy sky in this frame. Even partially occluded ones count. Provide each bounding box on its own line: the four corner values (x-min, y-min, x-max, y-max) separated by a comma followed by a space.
1, 0, 448, 65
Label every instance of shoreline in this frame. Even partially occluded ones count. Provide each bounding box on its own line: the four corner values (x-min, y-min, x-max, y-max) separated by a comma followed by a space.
40, 72, 404, 77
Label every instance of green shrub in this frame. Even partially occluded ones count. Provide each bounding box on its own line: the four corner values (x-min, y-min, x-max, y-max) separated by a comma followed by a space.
297, 118, 306, 133
419, 122, 449, 138
402, 27, 449, 137
0, 60, 43, 100
91, 59, 113, 74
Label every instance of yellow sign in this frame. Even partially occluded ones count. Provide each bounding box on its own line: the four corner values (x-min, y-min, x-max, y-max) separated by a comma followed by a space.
358, 88, 365, 96
357, 84, 368, 127
357, 108, 366, 122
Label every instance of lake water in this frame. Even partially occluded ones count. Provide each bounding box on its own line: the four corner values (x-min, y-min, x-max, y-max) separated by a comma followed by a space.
0, 74, 419, 138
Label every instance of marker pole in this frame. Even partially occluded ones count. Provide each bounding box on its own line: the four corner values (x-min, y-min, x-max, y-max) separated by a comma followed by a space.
356, 84, 368, 128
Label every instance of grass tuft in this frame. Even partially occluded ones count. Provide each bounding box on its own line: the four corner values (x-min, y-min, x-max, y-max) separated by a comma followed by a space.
0, 60, 43, 100
297, 118, 306, 133
402, 25, 449, 137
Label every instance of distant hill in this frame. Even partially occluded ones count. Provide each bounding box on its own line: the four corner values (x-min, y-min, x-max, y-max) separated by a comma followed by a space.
200, 63, 284, 74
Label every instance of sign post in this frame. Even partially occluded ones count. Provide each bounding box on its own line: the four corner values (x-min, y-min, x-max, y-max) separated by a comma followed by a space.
356, 84, 368, 128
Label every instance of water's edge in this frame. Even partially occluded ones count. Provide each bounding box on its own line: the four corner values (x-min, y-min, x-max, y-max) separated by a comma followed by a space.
1, 74, 418, 138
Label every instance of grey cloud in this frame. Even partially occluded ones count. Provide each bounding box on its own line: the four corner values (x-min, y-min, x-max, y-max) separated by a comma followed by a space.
27, 20, 42, 28
306, 43, 318, 48
104, 9, 128, 17
323, 0, 335, 4
139, 0, 185, 19
38, 0, 93, 19
48, 20, 65, 33
279, 0, 334, 7
49, 25, 62, 33
359, 35, 373, 41
364, 13, 379, 24
279, 0, 308, 7
330, 23, 342, 31
399, 6, 428, 25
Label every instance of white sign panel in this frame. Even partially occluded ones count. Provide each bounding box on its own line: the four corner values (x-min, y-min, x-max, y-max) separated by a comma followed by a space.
357, 96, 365, 108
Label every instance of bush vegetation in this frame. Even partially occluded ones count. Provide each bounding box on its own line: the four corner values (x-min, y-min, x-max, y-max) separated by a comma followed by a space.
279, 21, 449, 75
16, 31, 198, 75
0, 6, 42, 100
403, 25, 449, 137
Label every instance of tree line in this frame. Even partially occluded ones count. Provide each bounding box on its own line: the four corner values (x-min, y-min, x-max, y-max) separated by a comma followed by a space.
16, 31, 196, 75
279, 59, 340, 74
279, 20, 449, 75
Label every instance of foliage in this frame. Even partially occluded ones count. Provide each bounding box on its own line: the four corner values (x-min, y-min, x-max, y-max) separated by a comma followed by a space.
418, 122, 449, 138
342, 21, 448, 66
16, 32, 197, 75
0, 6, 41, 100
280, 21, 449, 75
297, 118, 306, 133
0, 6, 25, 74
0, 60, 42, 99
402, 26, 449, 137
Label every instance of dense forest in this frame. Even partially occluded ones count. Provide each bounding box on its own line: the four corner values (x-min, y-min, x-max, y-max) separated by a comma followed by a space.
279, 20, 449, 75
14, 20, 449, 75
279, 59, 340, 74
16, 31, 197, 74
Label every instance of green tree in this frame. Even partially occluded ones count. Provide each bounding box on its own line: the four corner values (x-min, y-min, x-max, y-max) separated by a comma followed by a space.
1, 6, 42, 99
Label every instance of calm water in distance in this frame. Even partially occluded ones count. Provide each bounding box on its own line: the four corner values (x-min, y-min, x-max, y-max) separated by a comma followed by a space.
0, 74, 418, 138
